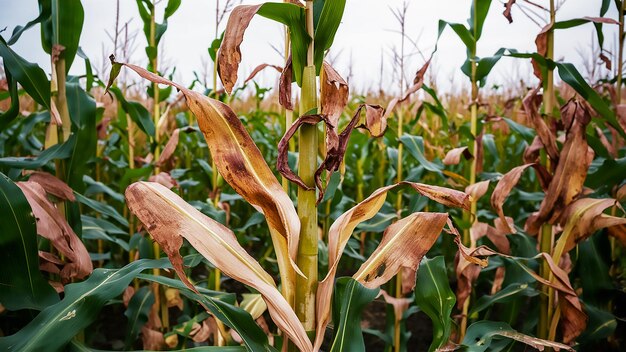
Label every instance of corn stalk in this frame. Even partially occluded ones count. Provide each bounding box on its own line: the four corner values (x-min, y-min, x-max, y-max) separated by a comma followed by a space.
538, 0, 556, 341
295, 0, 318, 335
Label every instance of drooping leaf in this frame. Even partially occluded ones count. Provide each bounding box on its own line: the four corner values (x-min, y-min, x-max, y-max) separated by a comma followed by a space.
65, 82, 97, 193
328, 277, 379, 352
399, 134, 443, 173
470, 282, 539, 315
0, 173, 58, 311
320, 61, 348, 127
107, 60, 301, 280
218, 3, 308, 92
461, 321, 574, 351
313, 0, 347, 71
50, 0, 84, 71
0, 37, 51, 110
413, 256, 455, 352
17, 181, 92, 281
314, 182, 469, 350
125, 182, 311, 352
443, 146, 473, 166
525, 99, 593, 235
108, 86, 155, 137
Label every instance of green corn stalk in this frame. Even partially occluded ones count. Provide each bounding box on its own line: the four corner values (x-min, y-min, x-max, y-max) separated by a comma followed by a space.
295, 0, 318, 336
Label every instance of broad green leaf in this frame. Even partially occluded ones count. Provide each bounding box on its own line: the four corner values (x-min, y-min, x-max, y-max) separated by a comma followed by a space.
461, 321, 573, 351
0, 63, 19, 131
313, 0, 346, 71
329, 277, 379, 352
0, 134, 76, 169
399, 134, 443, 173
469, 0, 493, 42
555, 62, 625, 138
0, 37, 51, 109
414, 256, 455, 352
0, 172, 58, 311
0, 258, 171, 351
470, 282, 538, 315
124, 286, 154, 346
579, 303, 617, 343
74, 192, 129, 227
108, 86, 155, 137
69, 340, 246, 352
50, 0, 84, 71
65, 82, 97, 193
8, 0, 51, 45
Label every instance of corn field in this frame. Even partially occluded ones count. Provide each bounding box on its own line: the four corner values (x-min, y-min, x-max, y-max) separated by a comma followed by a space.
1, 0, 626, 351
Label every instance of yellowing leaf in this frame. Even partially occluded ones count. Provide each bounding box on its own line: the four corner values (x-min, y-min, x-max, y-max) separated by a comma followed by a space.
125, 182, 312, 352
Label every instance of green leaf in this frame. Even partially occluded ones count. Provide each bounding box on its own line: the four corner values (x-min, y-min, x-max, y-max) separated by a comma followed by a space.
0, 62, 19, 131
399, 134, 443, 173
74, 192, 129, 228
469, 0, 493, 42
579, 303, 617, 343
257, 3, 309, 86
8, 0, 51, 45
0, 258, 170, 351
414, 256, 455, 352
108, 86, 156, 137
0, 134, 76, 169
50, 0, 84, 72
555, 62, 625, 138
586, 157, 626, 190
0, 172, 59, 311
329, 277, 380, 352
0, 37, 51, 109
65, 82, 97, 193
470, 282, 538, 315
124, 286, 154, 346
313, 0, 347, 71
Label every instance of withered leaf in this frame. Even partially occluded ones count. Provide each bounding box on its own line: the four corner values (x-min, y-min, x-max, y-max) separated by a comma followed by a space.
107, 59, 302, 277
490, 164, 533, 234
522, 87, 559, 162
443, 146, 473, 166
503, 0, 516, 23
320, 61, 349, 127
279, 56, 293, 110
126, 182, 312, 352
217, 4, 263, 94
557, 198, 626, 254
313, 182, 469, 350
242, 63, 283, 86
465, 180, 490, 202
18, 181, 92, 281
525, 99, 593, 235
27, 171, 76, 201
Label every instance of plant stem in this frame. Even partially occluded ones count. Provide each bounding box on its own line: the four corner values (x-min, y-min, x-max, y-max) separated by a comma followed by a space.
538, 0, 555, 341
295, 0, 318, 335
618, 0, 625, 105
460, 1, 480, 341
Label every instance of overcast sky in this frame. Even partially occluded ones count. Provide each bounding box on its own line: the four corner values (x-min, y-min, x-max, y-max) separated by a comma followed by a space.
0, 0, 620, 95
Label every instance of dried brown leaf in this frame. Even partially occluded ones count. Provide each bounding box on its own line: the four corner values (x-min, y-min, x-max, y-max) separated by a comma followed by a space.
465, 180, 490, 202
18, 181, 92, 280
148, 172, 178, 189
126, 182, 311, 352
443, 146, 473, 166
109, 59, 302, 277
522, 87, 559, 162
503, 0, 516, 23
217, 4, 263, 94
279, 56, 293, 110
28, 171, 76, 201
141, 326, 165, 351
313, 182, 469, 350
320, 61, 349, 127
243, 63, 283, 85
525, 100, 593, 234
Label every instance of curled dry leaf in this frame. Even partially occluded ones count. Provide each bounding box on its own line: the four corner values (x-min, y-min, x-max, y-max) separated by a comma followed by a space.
27, 171, 75, 201
242, 63, 282, 85
443, 146, 473, 166
556, 198, 626, 254
277, 104, 386, 203
490, 164, 533, 234
17, 181, 92, 281
156, 128, 180, 167
493, 329, 574, 351
123, 286, 135, 308
190, 320, 212, 343
525, 100, 593, 235
522, 87, 559, 162
384, 58, 431, 119
313, 182, 470, 351
523, 136, 544, 164
107, 58, 302, 278
320, 61, 349, 127
165, 288, 184, 310
465, 180, 490, 202
503, 0, 516, 23
217, 4, 263, 94
125, 182, 312, 352
279, 56, 293, 110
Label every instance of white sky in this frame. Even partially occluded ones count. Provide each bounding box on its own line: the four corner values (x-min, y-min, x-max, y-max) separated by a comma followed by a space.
0, 0, 620, 95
